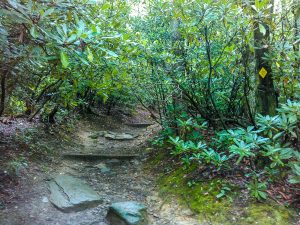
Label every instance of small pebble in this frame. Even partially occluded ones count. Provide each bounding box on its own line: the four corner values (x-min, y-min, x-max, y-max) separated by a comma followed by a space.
42, 197, 49, 203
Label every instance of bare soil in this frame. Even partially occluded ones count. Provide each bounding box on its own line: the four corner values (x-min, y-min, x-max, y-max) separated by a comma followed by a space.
0, 113, 197, 225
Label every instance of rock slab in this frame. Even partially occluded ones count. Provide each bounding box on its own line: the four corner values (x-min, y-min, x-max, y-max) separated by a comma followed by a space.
49, 174, 102, 212
106, 201, 148, 225
100, 131, 139, 140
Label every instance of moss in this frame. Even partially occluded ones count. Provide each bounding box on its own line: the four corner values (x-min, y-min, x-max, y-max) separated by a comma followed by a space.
237, 204, 295, 225
145, 150, 166, 169
156, 163, 297, 225
158, 165, 233, 224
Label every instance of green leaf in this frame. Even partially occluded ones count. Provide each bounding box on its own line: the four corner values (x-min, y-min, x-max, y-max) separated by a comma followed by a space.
66, 34, 77, 43
258, 191, 267, 200
0, 9, 30, 24
102, 93, 108, 103
0, 27, 8, 36
102, 34, 122, 39
100, 47, 118, 57
216, 191, 225, 199
289, 177, 300, 184
30, 26, 39, 38
91, 24, 97, 33
259, 23, 266, 36
62, 24, 68, 35
78, 56, 89, 66
86, 47, 93, 62
41, 8, 55, 20
44, 55, 58, 61
77, 20, 85, 35
251, 5, 258, 12
60, 51, 69, 68
290, 131, 297, 138
273, 131, 284, 140
101, 3, 111, 10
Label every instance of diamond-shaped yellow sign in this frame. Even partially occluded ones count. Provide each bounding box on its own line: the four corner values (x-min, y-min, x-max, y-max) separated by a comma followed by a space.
259, 67, 267, 78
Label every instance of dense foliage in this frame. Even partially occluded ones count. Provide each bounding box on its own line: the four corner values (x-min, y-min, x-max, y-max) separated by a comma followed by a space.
1, 0, 299, 203
131, 0, 300, 202
0, 0, 135, 121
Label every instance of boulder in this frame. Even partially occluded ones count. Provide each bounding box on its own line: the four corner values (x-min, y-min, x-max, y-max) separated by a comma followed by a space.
49, 174, 102, 212
106, 201, 148, 225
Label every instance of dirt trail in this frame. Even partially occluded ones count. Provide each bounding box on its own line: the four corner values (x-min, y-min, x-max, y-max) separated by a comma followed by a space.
0, 115, 198, 225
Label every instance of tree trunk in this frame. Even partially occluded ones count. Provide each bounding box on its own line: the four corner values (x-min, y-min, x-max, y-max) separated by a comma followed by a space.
293, 0, 300, 82
294, 0, 300, 52
0, 70, 7, 116
253, 1, 277, 115
48, 105, 58, 124
25, 100, 33, 115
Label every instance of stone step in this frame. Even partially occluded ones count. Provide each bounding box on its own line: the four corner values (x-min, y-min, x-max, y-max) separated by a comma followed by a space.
62, 153, 139, 160
125, 123, 153, 128
94, 131, 139, 140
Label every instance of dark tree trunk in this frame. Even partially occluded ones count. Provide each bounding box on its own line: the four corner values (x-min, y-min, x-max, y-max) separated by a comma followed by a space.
25, 100, 32, 115
293, 0, 300, 89
0, 71, 7, 116
253, 1, 277, 115
293, 0, 300, 52
48, 105, 59, 124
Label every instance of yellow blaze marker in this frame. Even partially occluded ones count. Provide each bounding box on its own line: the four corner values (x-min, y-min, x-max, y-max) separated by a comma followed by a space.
259, 67, 267, 78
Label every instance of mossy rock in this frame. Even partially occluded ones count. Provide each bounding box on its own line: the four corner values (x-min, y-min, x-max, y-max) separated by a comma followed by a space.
158, 166, 232, 223
237, 204, 295, 225
156, 163, 297, 225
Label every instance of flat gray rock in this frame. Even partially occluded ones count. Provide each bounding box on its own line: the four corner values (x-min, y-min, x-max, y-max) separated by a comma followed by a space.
100, 131, 139, 140
49, 174, 102, 212
95, 163, 111, 173
106, 201, 148, 225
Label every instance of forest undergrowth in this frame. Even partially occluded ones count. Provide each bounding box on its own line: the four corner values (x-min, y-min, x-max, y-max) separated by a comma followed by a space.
0, 0, 299, 224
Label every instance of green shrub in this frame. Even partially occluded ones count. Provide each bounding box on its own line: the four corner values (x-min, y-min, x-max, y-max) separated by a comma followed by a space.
163, 101, 300, 201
